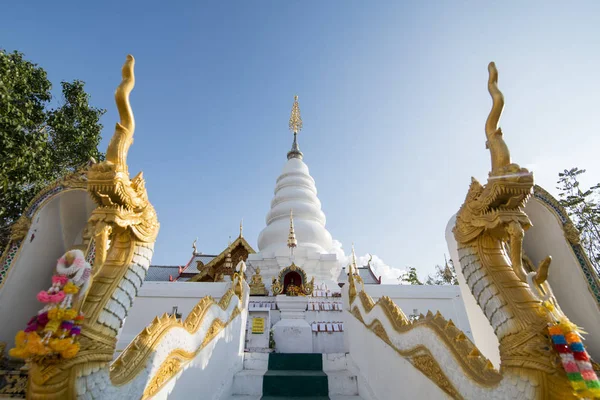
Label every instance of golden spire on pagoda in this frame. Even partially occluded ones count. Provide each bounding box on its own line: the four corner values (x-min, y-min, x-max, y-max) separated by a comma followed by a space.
287, 95, 303, 160
288, 209, 297, 253
239, 219, 243, 238
289, 95, 303, 134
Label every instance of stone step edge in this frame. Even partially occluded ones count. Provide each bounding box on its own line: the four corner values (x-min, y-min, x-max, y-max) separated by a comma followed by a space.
241, 352, 352, 372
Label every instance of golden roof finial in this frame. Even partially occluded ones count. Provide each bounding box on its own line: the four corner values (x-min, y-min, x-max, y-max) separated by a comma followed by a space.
192, 237, 197, 255
485, 62, 512, 174
351, 243, 358, 269
289, 95, 303, 134
287, 95, 304, 160
288, 209, 297, 251
239, 219, 243, 238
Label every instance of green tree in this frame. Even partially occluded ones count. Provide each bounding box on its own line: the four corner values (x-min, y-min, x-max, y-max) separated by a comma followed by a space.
0, 50, 105, 251
557, 167, 600, 274
426, 256, 458, 285
398, 266, 423, 285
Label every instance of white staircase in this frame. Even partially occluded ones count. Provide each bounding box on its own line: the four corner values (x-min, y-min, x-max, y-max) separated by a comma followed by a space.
225, 353, 364, 400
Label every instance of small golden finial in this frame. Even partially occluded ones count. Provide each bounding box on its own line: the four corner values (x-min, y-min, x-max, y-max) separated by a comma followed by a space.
289, 95, 303, 134
288, 209, 297, 251
192, 238, 197, 254
239, 219, 243, 238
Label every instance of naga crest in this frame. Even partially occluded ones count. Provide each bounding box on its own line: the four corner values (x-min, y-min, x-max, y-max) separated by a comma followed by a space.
87, 55, 159, 268
454, 63, 533, 245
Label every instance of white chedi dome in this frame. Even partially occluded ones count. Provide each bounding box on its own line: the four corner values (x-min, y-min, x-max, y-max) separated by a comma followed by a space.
257, 156, 333, 254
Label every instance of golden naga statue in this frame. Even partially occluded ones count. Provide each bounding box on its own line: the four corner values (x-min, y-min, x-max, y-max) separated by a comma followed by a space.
450, 62, 589, 399
345, 62, 599, 399
24, 55, 162, 399
22, 55, 246, 400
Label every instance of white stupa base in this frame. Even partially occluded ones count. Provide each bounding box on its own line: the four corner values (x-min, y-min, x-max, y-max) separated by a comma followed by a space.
273, 295, 312, 353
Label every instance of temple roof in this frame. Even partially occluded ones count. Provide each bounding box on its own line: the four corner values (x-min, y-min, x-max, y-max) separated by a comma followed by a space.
337, 260, 381, 285
188, 235, 256, 282
146, 265, 183, 282
146, 253, 218, 282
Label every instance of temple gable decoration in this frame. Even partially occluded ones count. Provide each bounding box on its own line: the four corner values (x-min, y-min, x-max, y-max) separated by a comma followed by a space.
272, 263, 314, 296
189, 236, 255, 282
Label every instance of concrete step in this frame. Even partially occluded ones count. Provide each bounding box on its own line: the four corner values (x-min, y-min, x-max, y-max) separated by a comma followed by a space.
243, 352, 269, 370
231, 370, 265, 396
326, 370, 359, 396
322, 353, 349, 372
267, 353, 323, 371
262, 370, 328, 397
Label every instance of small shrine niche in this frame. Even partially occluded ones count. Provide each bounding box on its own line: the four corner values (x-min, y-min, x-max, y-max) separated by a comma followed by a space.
272, 263, 314, 296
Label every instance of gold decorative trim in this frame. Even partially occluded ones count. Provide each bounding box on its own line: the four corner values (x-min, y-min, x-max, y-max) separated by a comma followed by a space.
111, 289, 238, 386
350, 288, 502, 389
352, 311, 463, 399
9, 216, 31, 242
141, 317, 231, 400
142, 357, 181, 399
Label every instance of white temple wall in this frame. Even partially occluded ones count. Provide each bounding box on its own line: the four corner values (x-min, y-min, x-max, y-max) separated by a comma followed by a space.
445, 214, 501, 368
0, 190, 95, 350
247, 246, 341, 293
116, 282, 231, 352
151, 284, 248, 400
363, 284, 473, 340
344, 309, 449, 400
523, 196, 600, 359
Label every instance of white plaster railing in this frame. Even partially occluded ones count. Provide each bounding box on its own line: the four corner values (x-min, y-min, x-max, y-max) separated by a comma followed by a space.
342, 286, 450, 400
95, 281, 249, 400
148, 281, 249, 400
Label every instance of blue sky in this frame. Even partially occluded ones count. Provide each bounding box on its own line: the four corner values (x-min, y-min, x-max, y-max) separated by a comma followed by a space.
3, 1, 599, 280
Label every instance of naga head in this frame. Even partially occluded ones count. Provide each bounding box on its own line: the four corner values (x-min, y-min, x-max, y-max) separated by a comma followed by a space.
87, 55, 158, 242
454, 62, 534, 243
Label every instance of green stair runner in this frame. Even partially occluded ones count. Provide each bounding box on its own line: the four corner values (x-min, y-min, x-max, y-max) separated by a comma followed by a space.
261, 353, 329, 399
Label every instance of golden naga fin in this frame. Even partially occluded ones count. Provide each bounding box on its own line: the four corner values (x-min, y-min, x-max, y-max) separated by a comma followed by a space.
105, 54, 136, 172
484, 62, 512, 174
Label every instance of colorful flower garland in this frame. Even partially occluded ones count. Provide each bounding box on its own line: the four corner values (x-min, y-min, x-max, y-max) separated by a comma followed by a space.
528, 271, 600, 398
548, 316, 600, 398
9, 250, 90, 361
548, 320, 600, 398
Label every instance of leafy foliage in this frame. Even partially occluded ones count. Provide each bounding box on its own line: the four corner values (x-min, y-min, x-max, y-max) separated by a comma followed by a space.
557, 167, 600, 274
398, 256, 458, 286
0, 50, 105, 251
398, 266, 423, 285
426, 257, 458, 285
